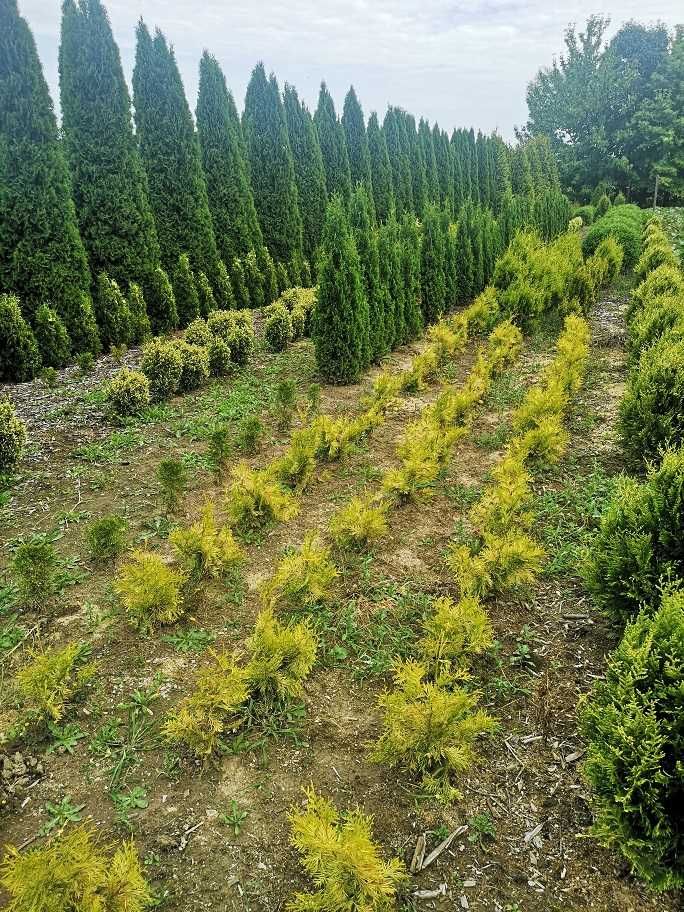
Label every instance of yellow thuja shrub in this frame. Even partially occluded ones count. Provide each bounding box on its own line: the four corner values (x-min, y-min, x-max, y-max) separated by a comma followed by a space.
13, 642, 95, 726
511, 413, 569, 464
381, 415, 467, 503
485, 319, 523, 372
448, 530, 545, 598
261, 533, 338, 611
245, 609, 317, 700
512, 378, 569, 435
426, 322, 464, 361
115, 550, 185, 632
399, 346, 440, 392
370, 659, 496, 801
272, 425, 321, 490
163, 651, 251, 757
288, 788, 406, 912
469, 454, 532, 535
461, 285, 499, 331
226, 462, 298, 530
0, 827, 152, 912
367, 371, 402, 410
329, 495, 389, 550
169, 502, 243, 578
546, 314, 590, 394
419, 596, 494, 680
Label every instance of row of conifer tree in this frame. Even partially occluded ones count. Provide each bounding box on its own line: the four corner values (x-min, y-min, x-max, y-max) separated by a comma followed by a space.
0, 0, 565, 374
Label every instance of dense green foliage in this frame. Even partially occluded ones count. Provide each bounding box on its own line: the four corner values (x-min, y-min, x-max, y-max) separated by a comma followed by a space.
314, 82, 352, 202
0, 397, 27, 472
0, 293, 41, 382
33, 304, 70, 369
59, 0, 160, 296
313, 196, 368, 382
580, 592, 684, 890
526, 17, 684, 203
243, 63, 303, 264
196, 52, 263, 267
0, 0, 93, 347
583, 204, 645, 268
585, 448, 684, 625
133, 22, 218, 282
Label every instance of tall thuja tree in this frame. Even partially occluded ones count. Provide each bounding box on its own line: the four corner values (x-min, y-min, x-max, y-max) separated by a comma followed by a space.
313, 195, 368, 383
399, 213, 423, 341
383, 107, 413, 214
433, 125, 454, 215
367, 112, 394, 222
419, 118, 439, 205
467, 128, 480, 202
314, 83, 352, 202
493, 138, 512, 211
242, 63, 303, 264
450, 129, 467, 210
378, 215, 404, 348
454, 201, 475, 305
59, 0, 160, 296
475, 133, 490, 209
407, 112, 428, 216
196, 52, 263, 268
349, 185, 383, 362
0, 0, 97, 352
342, 86, 372, 197
511, 145, 534, 196
283, 83, 328, 263
420, 204, 446, 324
133, 22, 218, 283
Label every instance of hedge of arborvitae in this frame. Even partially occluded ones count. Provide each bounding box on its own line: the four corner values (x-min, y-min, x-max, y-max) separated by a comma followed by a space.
0, 0, 573, 381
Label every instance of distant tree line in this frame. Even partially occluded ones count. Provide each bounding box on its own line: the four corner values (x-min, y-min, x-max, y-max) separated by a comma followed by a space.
524, 16, 684, 205
0, 0, 567, 378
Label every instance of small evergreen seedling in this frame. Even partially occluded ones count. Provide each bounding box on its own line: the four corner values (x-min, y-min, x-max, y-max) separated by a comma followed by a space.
115, 550, 186, 632
235, 414, 263, 455
288, 788, 406, 911
40, 367, 58, 388
0, 826, 152, 912
371, 659, 496, 801
260, 534, 338, 611
207, 425, 232, 482
245, 608, 317, 699
77, 351, 95, 375
329, 496, 388, 550
157, 458, 187, 513
307, 383, 321, 415
14, 642, 95, 726
226, 463, 298, 531
87, 514, 127, 562
12, 539, 58, 608
419, 596, 494, 681
273, 379, 298, 431
169, 502, 243, 579
163, 652, 251, 757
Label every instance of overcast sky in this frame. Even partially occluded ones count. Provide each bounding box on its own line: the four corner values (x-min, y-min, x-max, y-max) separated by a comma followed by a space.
18, 0, 683, 140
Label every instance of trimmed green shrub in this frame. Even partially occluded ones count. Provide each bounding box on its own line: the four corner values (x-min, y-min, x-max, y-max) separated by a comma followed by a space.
12, 538, 57, 607
629, 265, 684, 323
628, 295, 684, 357
585, 448, 684, 625
580, 592, 684, 890
33, 304, 70, 368
0, 398, 27, 472
573, 204, 595, 226
207, 336, 232, 376
173, 253, 200, 326
0, 293, 41, 382
276, 260, 290, 296
106, 368, 151, 418
595, 193, 611, 217
243, 250, 264, 309
140, 338, 183, 400
76, 351, 95, 375
207, 308, 235, 343
264, 303, 292, 351
184, 317, 212, 348
94, 272, 131, 350
593, 237, 624, 284
619, 336, 684, 465
146, 265, 178, 334
227, 311, 255, 366
87, 513, 127, 562
127, 282, 151, 344
290, 305, 306, 341
69, 292, 101, 357
582, 204, 644, 269
635, 243, 679, 280
174, 340, 210, 392
196, 270, 216, 317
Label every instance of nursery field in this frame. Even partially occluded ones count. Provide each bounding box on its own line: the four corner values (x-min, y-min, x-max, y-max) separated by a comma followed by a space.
1, 214, 682, 911
2, 0, 684, 906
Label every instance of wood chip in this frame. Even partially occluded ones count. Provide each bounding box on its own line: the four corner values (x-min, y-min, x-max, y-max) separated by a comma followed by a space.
421, 826, 467, 871
524, 822, 544, 844
410, 833, 426, 873
413, 883, 447, 900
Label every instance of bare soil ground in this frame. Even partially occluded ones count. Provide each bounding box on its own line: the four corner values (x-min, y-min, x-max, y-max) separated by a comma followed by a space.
0, 301, 679, 912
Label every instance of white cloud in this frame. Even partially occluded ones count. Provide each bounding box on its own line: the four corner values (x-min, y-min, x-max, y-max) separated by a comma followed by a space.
20, 0, 683, 140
